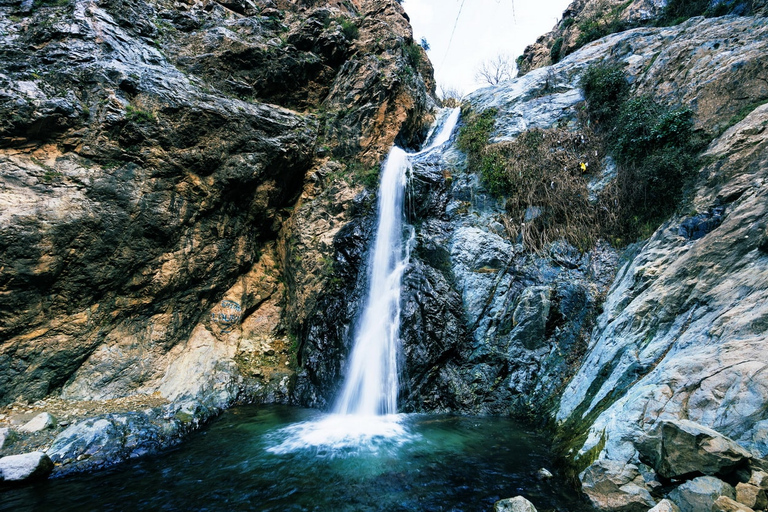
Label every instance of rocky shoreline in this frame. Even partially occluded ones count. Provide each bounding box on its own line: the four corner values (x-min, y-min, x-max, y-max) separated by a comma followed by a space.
0, 394, 221, 481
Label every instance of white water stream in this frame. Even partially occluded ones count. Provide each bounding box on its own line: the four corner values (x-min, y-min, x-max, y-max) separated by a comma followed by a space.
268, 108, 460, 454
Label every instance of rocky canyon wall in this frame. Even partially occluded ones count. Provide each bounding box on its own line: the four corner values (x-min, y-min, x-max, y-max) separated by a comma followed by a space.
0, 0, 435, 473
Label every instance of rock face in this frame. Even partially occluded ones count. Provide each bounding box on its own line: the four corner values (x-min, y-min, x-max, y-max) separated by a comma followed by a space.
517, 0, 768, 74
0, 451, 54, 482
0, 0, 434, 473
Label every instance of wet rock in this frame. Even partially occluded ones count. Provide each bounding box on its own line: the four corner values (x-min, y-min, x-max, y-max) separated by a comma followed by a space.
735, 482, 767, 510
668, 476, 735, 512
19, 412, 57, 433
537, 467, 554, 480
0, 451, 53, 482
678, 208, 725, 240
647, 499, 681, 512
511, 286, 551, 350
0, 427, 16, 450
580, 460, 656, 512
637, 419, 752, 479
494, 496, 538, 512
712, 496, 755, 512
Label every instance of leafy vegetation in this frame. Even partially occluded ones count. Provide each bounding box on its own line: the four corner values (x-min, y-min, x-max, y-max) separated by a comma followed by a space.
125, 105, 155, 123
656, 0, 753, 25
403, 41, 423, 68
456, 63, 707, 249
550, 37, 564, 64
580, 63, 629, 129
581, 63, 704, 241
338, 18, 359, 40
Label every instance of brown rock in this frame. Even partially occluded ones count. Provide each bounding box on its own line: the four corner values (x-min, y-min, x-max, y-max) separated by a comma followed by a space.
735, 483, 768, 510
712, 496, 755, 512
580, 460, 656, 512
748, 470, 768, 490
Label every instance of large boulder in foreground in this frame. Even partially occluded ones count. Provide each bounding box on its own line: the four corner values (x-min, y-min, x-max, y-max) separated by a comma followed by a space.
580, 460, 655, 512
0, 451, 53, 482
637, 419, 752, 479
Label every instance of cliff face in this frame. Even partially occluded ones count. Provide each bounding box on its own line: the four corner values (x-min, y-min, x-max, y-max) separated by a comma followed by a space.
456, 13, 768, 510
518, 0, 768, 74
0, 0, 435, 467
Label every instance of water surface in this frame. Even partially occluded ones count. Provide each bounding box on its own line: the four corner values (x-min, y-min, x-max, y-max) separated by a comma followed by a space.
1, 405, 594, 511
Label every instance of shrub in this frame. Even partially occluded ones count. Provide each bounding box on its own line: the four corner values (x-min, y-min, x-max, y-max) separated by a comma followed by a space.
125, 105, 155, 123
550, 37, 564, 64
458, 106, 608, 250
403, 41, 422, 68
608, 96, 699, 230
580, 63, 629, 129
339, 18, 359, 40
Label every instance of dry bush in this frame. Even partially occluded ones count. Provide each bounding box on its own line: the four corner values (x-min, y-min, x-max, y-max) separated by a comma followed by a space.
487, 126, 615, 251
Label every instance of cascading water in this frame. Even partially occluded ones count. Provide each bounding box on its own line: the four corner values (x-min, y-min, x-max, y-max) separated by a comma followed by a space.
335, 107, 462, 416
268, 108, 460, 454
333, 146, 413, 416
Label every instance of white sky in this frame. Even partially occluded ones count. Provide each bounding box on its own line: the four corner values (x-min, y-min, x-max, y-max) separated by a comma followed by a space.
402, 0, 574, 94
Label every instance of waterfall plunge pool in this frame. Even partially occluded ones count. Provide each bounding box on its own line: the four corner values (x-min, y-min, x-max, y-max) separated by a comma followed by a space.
2, 405, 594, 511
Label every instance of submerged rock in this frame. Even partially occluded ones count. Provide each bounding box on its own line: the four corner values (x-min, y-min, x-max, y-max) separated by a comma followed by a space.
0, 451, 54, 482
494, 496, 538, 512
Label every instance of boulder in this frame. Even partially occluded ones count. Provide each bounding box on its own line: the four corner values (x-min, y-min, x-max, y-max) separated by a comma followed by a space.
494, 496, 538, 512
712, 496, 755, 512
19, 412, 57, 433
647, 499, 680, 512
748, 470, 768, 489
0, 451, 54, 482
638, 420, 752, 479
735, 483, 767, 510
0, 427, 16, 449
580, 460, 656, 512
668, 476, 735, 512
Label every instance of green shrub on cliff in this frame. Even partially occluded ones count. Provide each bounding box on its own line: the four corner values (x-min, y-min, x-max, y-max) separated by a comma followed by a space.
582, 62, 702, 240
580, 63, 628, 129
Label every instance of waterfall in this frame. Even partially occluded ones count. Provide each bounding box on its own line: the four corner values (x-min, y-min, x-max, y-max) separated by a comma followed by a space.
266, 108, 460, 454
335, 107, 461, 417
334, 147, 413, 416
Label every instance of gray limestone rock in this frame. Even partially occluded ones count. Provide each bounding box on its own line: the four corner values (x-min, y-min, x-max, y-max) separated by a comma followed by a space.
668, 476, 735, 512
0, 451, 54, 482
636, 419, 752, 479
19, 412, 57, 433
0, 427, 16, 450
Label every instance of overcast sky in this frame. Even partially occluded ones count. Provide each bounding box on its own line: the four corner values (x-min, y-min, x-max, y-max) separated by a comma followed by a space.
402, 0, 573, 95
